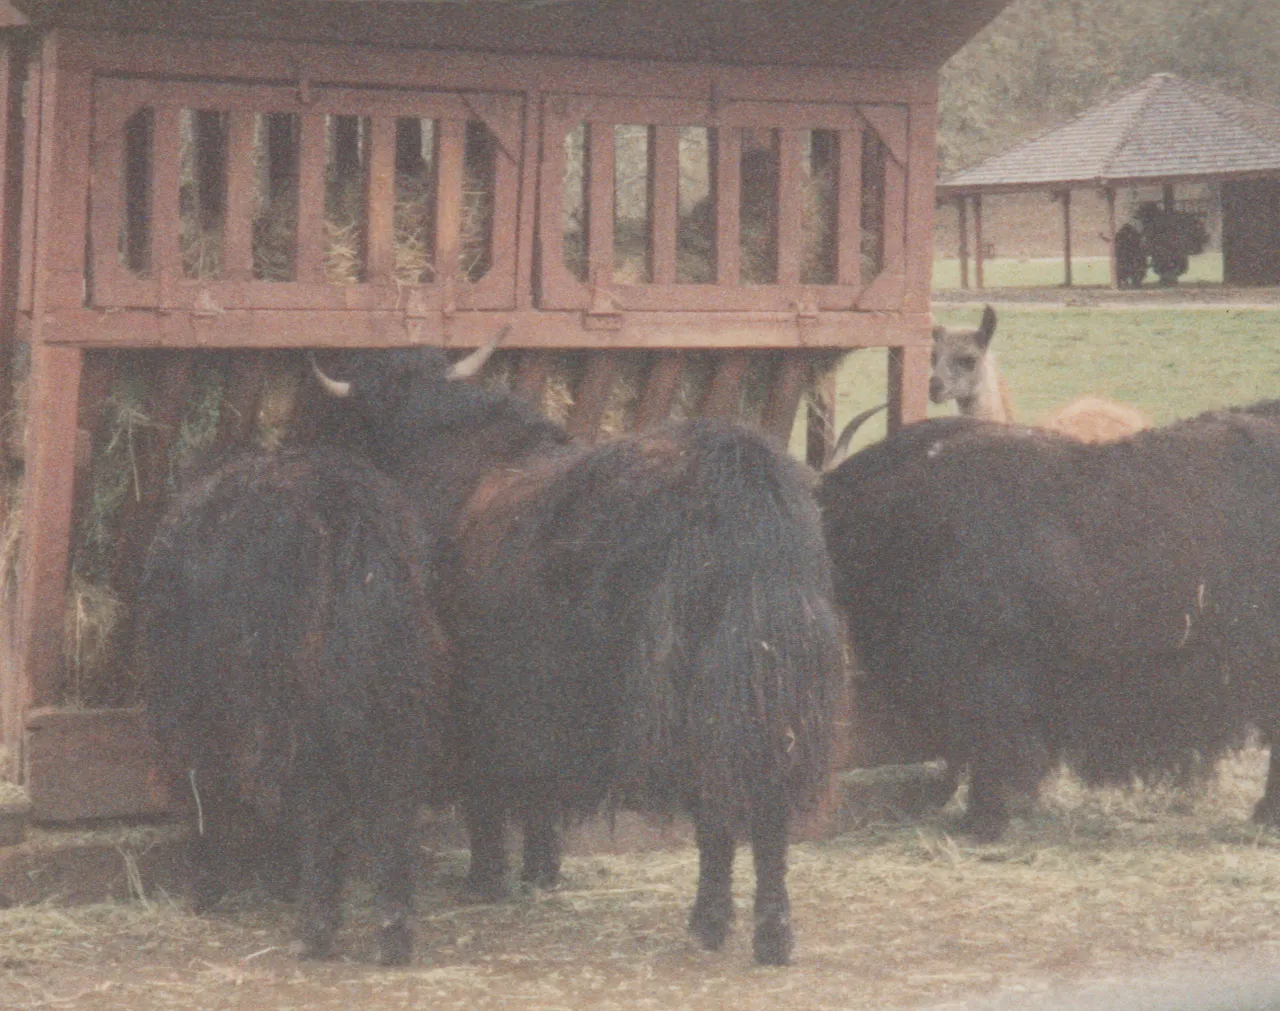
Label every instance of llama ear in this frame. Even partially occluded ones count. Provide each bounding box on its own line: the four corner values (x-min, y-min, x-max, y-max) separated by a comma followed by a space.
977, 304, 996, 350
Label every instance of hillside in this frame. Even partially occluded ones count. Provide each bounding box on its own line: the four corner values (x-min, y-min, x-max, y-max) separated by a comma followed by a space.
937, 0, 1280, 174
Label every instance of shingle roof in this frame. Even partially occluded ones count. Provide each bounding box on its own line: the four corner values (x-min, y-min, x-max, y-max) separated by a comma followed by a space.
938, 74, 1280, 195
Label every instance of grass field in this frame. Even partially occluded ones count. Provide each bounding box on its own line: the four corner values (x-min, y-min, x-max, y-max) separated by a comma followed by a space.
824, 306, 1280, 455
932, 252, 1225, 289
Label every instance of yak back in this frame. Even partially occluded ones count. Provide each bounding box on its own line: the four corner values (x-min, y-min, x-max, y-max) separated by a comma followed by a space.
448, 419, 841, 825
820, 407, 1280, 782
137, 446, 453, 817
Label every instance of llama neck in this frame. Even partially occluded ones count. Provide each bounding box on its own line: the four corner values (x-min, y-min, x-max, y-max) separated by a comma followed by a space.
956, 353, 1013, 422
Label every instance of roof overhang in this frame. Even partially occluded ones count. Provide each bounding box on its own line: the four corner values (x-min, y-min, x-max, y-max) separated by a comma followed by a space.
11, 0, 1011, 70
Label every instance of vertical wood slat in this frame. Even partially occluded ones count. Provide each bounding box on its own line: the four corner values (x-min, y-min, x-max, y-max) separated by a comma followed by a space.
514, 91, 542, 310
295, 112, 328, 284
109, 354, 195, 607
513, 350, 552, 405
16, 41, 40, 312
586, 120, 614, 284
836, 127, 863, 290
566, 352, 619, 442
776, 130, 804, 286
211, 352, 268, 456
149, 105, 182, 292
762, 354, 809, 444
633, 351, 683, 429
365, 116, 396, 282
0, 37, 26, 467
712, 127, 741, 285
700, 352, 751, 419
222, 110, 256, 282
87, 100, 128, 300
805, 369, 837, 469
434, 117, 466, 284
650, 126, 678, 286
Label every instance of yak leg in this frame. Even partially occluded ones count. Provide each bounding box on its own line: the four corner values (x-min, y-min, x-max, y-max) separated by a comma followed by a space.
369, 801, 418, 965
293, 784, 347, 960
688, 811, 736, 951
520, 807, 562, 889
1254, 723, 1280, 826
960, 758, 1012, 842
951, 657, 1043, 842
464, 790, 509, 901
749, 792, 793, 966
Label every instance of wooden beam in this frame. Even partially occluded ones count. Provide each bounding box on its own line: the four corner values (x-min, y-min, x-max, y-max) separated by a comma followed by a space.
1058, 189, 1073, 288
955, 195, 969, 290
887, 343, 928, 433
1105, 186, 1118, 289
24, 708, 170, 821
972, 194, 985, 290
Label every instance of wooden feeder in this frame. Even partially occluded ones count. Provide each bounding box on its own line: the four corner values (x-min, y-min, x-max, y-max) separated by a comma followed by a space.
0, 0, 1010, 822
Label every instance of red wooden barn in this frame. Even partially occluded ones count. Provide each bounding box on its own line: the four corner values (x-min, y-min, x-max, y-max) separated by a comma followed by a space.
0, 0, 1009, 823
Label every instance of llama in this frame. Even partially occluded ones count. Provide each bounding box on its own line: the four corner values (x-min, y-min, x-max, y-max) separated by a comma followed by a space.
930, 305, 1149, 443
930, 305, 1013, 422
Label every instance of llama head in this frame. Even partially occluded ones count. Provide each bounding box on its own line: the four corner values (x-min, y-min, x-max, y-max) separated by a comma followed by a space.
930, 304, 997, 408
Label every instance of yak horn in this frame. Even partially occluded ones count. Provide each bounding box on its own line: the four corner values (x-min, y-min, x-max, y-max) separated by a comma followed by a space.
828, 403, 887, 467
310, 355, 351, 398
446, 325, 510, 381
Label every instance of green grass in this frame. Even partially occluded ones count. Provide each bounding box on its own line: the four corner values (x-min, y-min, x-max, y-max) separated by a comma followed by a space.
812, 307, 1280, 457
932, 252, 1224, 289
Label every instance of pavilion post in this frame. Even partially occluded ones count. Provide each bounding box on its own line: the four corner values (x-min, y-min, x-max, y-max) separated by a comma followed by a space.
1162, 183, 1175, 212
1104, 186, 1118, 288
1057, 188, 1073, 287
972, 194, 985, 289
954, 195, 969, 289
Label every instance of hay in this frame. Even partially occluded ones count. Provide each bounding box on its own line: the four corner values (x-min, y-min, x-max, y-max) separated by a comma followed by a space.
0, 752, 1276, 1009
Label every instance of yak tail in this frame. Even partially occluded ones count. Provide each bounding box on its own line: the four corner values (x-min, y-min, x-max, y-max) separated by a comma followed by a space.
628, 422, 843, 825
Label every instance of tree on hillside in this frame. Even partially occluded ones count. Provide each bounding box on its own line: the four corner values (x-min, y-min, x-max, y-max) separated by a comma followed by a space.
938, 0, 1280, 173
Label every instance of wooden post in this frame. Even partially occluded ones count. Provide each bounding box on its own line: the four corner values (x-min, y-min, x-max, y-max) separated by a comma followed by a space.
972, 194, 985, 289
1105, 186, 1118, 289
887, 344, 929, 433
955, 195, 969, 290
1162, 183, 1175, 213
1058, 188, 1073, 287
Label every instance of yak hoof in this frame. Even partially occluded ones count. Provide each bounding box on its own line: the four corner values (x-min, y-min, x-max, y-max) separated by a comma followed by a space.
520, 867, 562, 891
689, 898, 735, 951
377, 923, 414, 966
190, 876, 225, 915
752, 915, 794, 966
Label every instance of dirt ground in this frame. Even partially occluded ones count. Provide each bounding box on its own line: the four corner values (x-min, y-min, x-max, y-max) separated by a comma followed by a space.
3, 750, 1280, 1010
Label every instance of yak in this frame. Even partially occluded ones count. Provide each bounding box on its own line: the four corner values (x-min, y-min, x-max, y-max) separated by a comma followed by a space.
819, 405, 1280, 840
136, 446, 452, 965
311, 339, 842, 965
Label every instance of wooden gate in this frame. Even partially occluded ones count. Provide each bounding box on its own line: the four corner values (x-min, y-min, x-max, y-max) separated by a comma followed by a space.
1, 27, 936, 820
